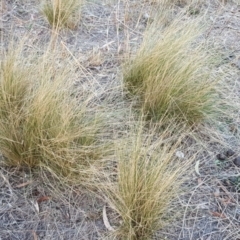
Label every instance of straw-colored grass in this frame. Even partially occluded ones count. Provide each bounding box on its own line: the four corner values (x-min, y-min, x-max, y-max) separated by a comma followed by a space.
124, 17, 217, 125
0, 45, 104, 182
101, 122, 192, 240
42, 0, 83, 29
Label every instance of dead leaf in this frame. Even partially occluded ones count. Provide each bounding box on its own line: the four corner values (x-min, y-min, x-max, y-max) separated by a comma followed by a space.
37, 196, 51, 203
195, 160, 201, 176
103, 205, 115, 232
32, 231, 38, 240
210, 211, 226, 219
15, 181, 32, 188
32, 200, 39, 213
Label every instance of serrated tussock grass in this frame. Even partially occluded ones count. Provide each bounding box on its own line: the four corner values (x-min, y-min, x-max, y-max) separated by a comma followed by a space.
42, 0, 83, 29
0, 45, 105, 183
101, 122, 193, 240
124, 17, 218, 125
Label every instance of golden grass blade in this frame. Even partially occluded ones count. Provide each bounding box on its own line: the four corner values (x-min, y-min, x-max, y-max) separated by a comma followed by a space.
100, 121, 194, 239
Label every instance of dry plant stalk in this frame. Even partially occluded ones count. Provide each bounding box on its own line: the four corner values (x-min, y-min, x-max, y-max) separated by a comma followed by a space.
147, 0, 200, 6
0, 43, 105, 183
101, 122, 193, 240
42, 0, 83, 29
124, 16, 217, 125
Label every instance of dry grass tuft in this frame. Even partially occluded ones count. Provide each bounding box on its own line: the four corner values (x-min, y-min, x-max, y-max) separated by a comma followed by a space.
124, 17, 218, 125
101, 122, 192, 240
41, 0, 83, 29
0, 44, 105, 183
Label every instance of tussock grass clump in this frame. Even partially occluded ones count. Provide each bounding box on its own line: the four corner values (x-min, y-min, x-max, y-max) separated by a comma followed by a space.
0, 45, 104, 182
42, 0, 83, 29
124, 17, 217, 125
102, 123, 192, 240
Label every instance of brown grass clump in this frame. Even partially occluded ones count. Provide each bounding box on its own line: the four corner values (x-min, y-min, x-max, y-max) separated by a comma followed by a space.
124, 17, 217, 125
101, 122, 192, 240
0, 44, 104, 183
41, 0, 83, 29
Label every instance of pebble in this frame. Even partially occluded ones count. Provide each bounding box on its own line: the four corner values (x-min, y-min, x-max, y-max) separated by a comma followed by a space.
233, 157, 240, 167
176, 151, 184, 159
226, 149, 235, 157
216, 153, 226, 161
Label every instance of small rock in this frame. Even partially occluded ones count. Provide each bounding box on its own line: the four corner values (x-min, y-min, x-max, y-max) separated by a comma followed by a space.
143, 13, 150, 20
226, 149, 235, 157
233, 157, 240, 167
176, 151, 184, 159
216, 153, 226, 161
223, 53, 235, 61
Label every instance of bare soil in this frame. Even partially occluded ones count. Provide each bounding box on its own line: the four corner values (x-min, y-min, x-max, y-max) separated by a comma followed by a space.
1, 0, 240, 239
